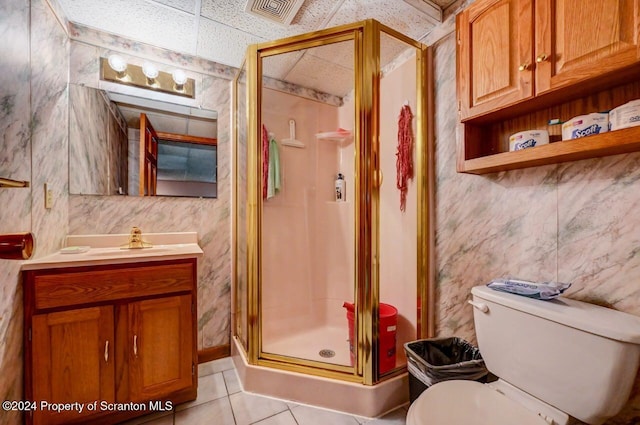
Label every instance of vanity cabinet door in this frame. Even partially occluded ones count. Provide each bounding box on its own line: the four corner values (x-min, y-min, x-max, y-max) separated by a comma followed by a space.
31, 306, 115, 425
457, 0, 534, 119
128, 295, 196, 402
534, 0, 640, 94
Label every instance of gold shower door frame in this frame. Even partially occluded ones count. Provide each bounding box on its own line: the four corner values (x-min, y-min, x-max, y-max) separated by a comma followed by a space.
234, 19, 434, 385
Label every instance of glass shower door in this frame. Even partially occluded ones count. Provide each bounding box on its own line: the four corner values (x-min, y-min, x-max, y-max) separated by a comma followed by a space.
259, 37, 356, 370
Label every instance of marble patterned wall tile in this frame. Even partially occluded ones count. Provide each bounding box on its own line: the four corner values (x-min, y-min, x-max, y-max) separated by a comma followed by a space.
0, 1, 66, 424
199, 77, 231, 348
69, 41, 100, 86
0, 260, 24, 425
557, 153, 640, 424
69, 83, 110, 194
0, 2, 30, 423
0, 0, 32, 235
557, 153, 640, 313
30, 0, 70, 257
432, 34, 558, 342
434, 30, 640, 423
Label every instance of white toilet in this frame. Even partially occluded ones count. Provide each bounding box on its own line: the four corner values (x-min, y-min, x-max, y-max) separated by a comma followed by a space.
407, 285, 640, 425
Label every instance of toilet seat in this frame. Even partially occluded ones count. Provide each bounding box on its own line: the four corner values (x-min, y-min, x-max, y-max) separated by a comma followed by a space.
406, 380, 551, 425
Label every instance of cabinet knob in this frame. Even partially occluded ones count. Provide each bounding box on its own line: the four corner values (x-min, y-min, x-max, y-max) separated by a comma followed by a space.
518, 63, 530, 72
104, 340, 109, 362
133, 335, 138, 356
536, 54, 548, 63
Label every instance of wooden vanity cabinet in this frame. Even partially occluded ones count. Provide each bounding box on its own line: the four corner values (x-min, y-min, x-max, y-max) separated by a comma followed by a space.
126, 295, 194, 402
31, 306, 115, 425
24, 259, 198, 425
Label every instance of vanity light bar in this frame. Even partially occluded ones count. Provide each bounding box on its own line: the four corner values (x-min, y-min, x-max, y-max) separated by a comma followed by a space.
100, 57, 195, 99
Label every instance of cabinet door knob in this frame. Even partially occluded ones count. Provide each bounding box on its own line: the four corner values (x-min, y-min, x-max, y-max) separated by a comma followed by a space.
518, 63, 530, 71
536, 54, 548, 63
104, 340, 109, 362
133, 335, 138, 356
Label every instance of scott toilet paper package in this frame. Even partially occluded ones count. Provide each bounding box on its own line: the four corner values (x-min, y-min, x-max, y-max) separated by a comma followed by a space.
487, 278, 572, 300
508, 130, 549, 151
609, 99, 640, 131
562, 113, 609, 140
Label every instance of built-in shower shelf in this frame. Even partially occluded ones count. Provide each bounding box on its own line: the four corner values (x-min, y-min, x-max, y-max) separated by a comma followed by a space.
316, 130, 352, 144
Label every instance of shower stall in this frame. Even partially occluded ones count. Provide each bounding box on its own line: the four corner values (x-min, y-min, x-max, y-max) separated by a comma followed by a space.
233, 19, 433, 414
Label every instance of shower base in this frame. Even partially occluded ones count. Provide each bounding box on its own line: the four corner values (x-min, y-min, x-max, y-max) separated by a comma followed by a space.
232, 337, 409, 418
261, 325, 351, 366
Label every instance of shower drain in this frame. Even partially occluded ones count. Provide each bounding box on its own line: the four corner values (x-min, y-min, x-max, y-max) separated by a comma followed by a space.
319, 349, 335, 358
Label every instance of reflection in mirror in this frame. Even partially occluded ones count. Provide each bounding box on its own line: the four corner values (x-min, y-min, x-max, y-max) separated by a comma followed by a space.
140, 114, 217, 198
68, 84, 218, 198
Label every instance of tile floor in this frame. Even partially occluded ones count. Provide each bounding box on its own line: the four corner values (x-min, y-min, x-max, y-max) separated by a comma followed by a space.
122, 357, 408, 425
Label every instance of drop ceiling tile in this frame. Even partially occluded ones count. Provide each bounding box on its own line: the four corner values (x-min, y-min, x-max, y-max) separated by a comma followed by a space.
59, 0, 197, 54
150, 0, 197, 14
200, 0, 341, 42
262, 50, 305, 80
200, 0, 290, 41
305, 39, 355, 70
379, 32, 415, 69
285, 54, 353, 97
197, 17, 265, 67
327, 0, 436, 41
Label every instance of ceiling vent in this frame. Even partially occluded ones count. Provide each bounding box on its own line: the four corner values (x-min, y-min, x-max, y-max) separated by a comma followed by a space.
244, 0, 305, 26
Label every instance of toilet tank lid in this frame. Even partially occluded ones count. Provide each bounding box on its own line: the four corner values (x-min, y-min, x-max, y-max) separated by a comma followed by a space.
472, 286, 640, 344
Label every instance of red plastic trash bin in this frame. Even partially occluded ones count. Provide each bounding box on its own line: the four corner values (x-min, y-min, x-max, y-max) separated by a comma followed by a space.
343, 302, 398, 374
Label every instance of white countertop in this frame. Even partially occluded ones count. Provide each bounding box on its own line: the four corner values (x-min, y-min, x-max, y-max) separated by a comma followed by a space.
21, 232, 203, 271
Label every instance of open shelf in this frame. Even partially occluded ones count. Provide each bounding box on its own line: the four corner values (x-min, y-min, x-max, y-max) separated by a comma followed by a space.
458, 80, 640, 175
316, 130, 352, 143
460, 126, 640, 174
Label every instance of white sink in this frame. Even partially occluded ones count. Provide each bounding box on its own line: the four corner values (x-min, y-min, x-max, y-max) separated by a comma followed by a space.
85, 247, 176, 256
21, 233, 203, 271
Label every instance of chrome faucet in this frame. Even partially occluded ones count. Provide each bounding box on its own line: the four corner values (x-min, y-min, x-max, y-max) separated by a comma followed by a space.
127, 227, 152, 249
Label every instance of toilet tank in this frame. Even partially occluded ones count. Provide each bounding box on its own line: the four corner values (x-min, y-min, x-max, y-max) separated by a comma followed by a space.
470, 285, 640, 425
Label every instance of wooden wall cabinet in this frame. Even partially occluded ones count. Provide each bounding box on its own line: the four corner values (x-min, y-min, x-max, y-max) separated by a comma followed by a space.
457, 0, 640, 173
457, 0, 534, 119
24, 259, 198, 425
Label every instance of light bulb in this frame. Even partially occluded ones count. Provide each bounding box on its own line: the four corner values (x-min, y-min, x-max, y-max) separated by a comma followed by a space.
172, 69, 188, 86
142, 62, 159, 80
107, 54, 127, 73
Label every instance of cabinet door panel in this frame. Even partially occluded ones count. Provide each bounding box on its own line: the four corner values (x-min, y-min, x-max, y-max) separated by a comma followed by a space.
32, 306, 114, 425
128, 295, 194, 401
458, 0, 534, 119
536, 0, 640, 93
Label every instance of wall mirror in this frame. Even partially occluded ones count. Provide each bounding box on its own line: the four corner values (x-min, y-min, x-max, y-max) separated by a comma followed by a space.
69, 83, 218, 198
